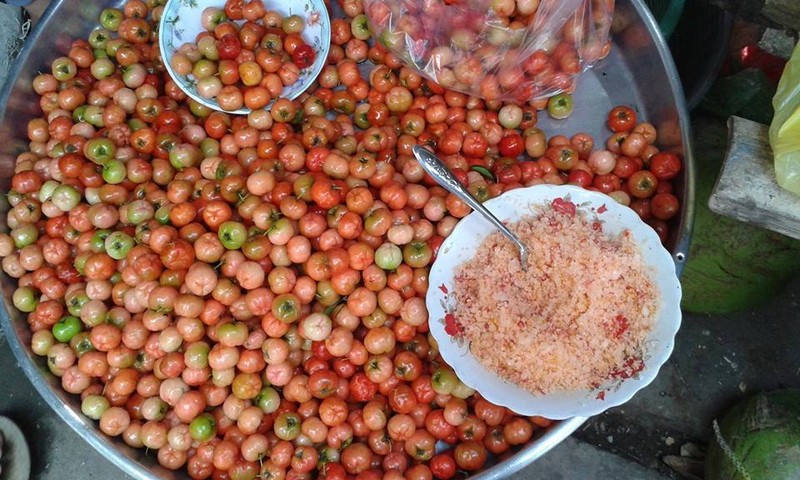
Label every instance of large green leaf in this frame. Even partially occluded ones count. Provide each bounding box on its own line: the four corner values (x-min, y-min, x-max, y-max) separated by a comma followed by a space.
680, 116, 800, 314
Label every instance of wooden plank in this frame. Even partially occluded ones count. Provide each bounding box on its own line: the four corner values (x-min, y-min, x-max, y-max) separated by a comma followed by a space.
708, 115, 800, 240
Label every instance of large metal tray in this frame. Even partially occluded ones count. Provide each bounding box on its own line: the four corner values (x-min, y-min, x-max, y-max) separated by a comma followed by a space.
0, 0, 692, 477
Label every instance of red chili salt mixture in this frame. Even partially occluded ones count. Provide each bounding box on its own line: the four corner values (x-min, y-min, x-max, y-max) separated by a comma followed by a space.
452, 204, 658, 394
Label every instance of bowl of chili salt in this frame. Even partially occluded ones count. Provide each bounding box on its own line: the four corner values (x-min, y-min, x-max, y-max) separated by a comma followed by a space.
427, 184, 682, 420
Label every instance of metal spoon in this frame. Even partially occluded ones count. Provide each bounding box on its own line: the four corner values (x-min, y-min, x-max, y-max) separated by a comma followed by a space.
412, 145, 529, 270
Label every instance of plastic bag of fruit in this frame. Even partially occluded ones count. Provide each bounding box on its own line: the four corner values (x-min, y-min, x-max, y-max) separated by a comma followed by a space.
363, 0, 614, 104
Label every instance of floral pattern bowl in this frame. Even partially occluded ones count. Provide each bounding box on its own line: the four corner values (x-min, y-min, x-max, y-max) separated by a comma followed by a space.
427, 184, 682, 420
159, 0, 330, 115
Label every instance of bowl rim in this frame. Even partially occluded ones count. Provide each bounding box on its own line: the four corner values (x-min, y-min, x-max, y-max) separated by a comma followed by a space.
158, 0, 331, 115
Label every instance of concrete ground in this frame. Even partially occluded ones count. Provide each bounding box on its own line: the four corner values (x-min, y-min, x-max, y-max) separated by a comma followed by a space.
2, 1, 798, 479
0, 3, 29, 88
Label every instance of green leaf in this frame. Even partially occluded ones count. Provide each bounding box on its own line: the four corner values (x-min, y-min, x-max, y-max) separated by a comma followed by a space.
470, 165, 494, 182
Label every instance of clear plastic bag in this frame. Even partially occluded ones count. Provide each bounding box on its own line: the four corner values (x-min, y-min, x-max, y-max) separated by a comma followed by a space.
363, 0, 614, 104
771, 41, 800, 196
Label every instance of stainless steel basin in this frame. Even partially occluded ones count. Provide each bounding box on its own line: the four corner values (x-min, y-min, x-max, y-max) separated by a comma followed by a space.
0, 0, 692, 477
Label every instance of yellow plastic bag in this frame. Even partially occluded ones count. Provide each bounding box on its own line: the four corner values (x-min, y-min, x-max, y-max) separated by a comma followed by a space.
771, 41, 800, 195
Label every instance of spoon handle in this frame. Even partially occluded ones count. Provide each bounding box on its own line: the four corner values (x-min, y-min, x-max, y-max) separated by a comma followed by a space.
412, 146, 528, 260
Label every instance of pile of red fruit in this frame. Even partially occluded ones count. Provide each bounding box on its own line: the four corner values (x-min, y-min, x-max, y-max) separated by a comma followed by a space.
0, 0, 681, 478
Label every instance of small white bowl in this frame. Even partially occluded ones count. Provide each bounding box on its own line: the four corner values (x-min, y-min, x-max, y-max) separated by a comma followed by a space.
159, 0, 330, 115
427, 184, 682, 419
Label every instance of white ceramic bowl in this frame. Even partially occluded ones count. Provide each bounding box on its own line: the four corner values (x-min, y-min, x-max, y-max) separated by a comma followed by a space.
427, 184, 682, 420
159, 0, 330, 115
